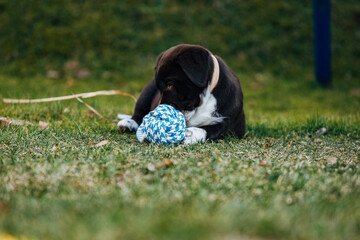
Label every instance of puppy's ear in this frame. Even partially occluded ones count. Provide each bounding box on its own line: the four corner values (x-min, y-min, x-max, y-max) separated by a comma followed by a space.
177, 50, 210, 88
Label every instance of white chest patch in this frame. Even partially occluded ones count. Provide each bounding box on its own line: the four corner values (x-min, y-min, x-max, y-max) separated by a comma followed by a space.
184, 86, 224, 127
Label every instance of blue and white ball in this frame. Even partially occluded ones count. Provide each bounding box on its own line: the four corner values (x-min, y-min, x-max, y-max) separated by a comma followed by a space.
136, 104, 186, 145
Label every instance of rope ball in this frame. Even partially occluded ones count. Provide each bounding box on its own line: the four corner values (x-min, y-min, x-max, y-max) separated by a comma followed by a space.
136, 104, 186, 145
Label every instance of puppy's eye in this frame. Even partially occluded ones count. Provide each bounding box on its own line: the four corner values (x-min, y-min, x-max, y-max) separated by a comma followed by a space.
166, 81, 174, 88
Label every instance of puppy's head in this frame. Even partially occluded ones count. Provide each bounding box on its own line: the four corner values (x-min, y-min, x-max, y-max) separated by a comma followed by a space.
155, 44, 213, 111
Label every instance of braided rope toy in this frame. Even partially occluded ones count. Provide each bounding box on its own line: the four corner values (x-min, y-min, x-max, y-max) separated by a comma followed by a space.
136, 104, 186, 145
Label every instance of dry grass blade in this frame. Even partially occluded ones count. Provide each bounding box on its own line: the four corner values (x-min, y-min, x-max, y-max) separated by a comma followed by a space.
3, 90, 137, 103
38, 121, 49, 130
146, 160, 174, 172
88, 140, 111, 147
0, 117, 33, 126
259, 160, 268, 167
96, 140, 110, 147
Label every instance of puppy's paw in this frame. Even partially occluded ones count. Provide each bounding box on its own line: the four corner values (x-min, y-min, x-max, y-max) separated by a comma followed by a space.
183, 127, 207, 144
117, 119, 139, 132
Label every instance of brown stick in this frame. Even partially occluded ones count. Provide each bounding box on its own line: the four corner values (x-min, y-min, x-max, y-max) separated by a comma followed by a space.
3, 90, 137, 103
75, 97, 117, 123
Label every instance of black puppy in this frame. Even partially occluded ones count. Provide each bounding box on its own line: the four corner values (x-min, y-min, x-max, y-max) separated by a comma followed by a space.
118, 44, 245, 144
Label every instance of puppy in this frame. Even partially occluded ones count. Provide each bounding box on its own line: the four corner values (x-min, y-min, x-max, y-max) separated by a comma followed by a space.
118, 44, 245, 144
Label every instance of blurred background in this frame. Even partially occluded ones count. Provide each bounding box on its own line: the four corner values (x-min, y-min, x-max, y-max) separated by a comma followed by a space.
0, 0, 359, 121
0, 0, 358, 80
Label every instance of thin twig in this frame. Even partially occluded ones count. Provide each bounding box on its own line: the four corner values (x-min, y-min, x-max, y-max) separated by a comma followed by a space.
3, 90, 137, 103
75, 97, 117, 123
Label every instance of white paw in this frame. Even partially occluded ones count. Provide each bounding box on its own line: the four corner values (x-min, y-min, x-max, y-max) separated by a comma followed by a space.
117, 119, 139, 132
183, 127, 207, 144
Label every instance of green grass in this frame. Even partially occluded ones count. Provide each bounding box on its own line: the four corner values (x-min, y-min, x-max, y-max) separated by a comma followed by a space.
0, 72, 359, 240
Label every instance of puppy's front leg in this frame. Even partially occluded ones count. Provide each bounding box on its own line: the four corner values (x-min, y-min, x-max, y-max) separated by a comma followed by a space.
118, 79, 159, 132
183, 121, 229, 144
200, 121, 229, 140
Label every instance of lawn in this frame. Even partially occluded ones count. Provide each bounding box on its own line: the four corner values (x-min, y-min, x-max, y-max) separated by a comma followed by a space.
1, 0, 359, 239
0, 72, 359, 240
